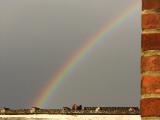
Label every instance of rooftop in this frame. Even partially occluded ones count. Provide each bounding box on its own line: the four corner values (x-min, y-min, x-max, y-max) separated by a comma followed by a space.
0, 106, 139, 115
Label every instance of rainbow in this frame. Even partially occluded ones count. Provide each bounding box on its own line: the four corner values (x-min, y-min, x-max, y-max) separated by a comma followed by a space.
33, 2, 140, 108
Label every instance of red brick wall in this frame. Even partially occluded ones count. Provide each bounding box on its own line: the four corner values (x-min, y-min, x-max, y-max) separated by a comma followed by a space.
141, 0, 160, 120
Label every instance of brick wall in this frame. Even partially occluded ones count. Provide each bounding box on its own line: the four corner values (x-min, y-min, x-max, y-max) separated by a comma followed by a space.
141, 0, 160, 120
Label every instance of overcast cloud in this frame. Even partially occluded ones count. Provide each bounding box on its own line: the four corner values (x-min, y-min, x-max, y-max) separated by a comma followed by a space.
0, 0, 141, 108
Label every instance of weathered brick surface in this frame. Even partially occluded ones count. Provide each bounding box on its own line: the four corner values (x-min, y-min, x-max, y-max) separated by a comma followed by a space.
141, 98, 160, 117
142, 13, 160, 29
142, 0, 160, 118
141, 76, 160, 94
142, 0, 160, 10
142, 33, 160, 51
141, 56, 160, 72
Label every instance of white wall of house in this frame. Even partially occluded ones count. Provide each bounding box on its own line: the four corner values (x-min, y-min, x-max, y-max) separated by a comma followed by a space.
0, 115, 141, 120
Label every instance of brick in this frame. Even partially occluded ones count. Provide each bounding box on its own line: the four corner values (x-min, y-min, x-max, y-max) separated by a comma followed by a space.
142, 13, 160, 29
141, 98, 160, 117
142, 0, 160, 10
141, 76, 160, 94
141, 56, 160, 72
142, 33, 160, 51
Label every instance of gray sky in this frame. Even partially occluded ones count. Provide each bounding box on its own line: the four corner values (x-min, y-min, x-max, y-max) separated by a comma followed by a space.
0, 0, 141, 108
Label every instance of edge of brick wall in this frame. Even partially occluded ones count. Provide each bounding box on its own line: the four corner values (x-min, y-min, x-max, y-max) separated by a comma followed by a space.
142, 13, 160, 29
141, 98, 160, 117
142, 0, 160, 10
141, 56, 160, 72
141, 76, 160, 94
142, 33, 160, 50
